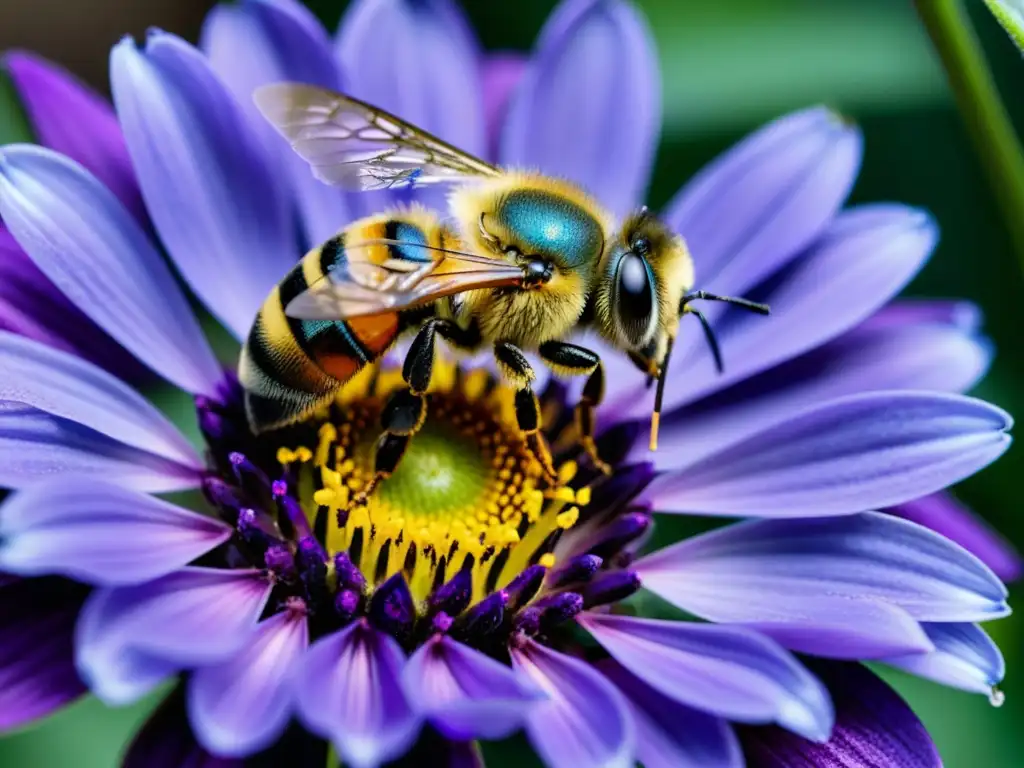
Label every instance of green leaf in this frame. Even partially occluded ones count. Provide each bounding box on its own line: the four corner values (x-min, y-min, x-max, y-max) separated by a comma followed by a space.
985, 0, 1024, 55
0, 69, 33, 145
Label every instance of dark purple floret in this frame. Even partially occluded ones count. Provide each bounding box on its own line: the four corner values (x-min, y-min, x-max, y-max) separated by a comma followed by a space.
429, 567, 472, 617
431, 611, 454, 635
549, 554, 603, 589
458, 590, 507, 639
368, 574, 416, 638
264, 544, 295, 579
333, 552, 366, 593
505, 564, 547, 611
584, 512, 652, 561
582, 570, 642, 608
334, 589, 360, 621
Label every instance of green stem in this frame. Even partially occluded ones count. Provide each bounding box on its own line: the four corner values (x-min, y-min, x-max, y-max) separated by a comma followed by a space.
915, 0, 1024, 278
326, 744, 340, 768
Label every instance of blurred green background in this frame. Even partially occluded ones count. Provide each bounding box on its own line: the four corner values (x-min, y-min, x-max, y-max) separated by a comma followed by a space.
0, 0, 1022, 765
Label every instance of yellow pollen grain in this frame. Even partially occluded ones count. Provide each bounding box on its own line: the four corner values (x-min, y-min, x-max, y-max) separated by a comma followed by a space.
539, 553, 556, 568
557, 507, 579, 529
575, 487, 592, 506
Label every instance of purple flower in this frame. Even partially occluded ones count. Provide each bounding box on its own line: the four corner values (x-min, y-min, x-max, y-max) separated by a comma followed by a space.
0, 0, 1014, 765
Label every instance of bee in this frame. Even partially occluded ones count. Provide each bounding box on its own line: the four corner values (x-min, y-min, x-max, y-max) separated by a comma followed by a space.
242, 84, 768, 500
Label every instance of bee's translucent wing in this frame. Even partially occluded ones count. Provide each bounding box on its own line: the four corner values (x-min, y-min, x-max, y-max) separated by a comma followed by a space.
285, 239, 524, 320
253, 83, 500, 191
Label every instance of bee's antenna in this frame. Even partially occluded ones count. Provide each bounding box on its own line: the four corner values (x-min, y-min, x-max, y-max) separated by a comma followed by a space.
680, 290, 770, 315
649, 334, 675, 452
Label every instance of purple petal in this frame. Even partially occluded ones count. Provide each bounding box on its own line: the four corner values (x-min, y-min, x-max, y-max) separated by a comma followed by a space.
0, 403, 201, 493
0, 332, 200, 467
202, 0, 349, 246
189, 607, 308, 757
337, 0, 484, 214
403, 634, 541, 741
868, 299, 982, 330
76, 568, 272, 705
480, 53, 526, 159
124, 686, 244, 768
111, 31, 295, 340
882, 622, 1004, 695
3, 51, 146, 222
0, 577, 87, 731
739, 662, 941, 768
637, 307, 991, 472
500, 0, 659, 216
637, 205, 937, 418
510, 637, 634, 768
0, 479, 230, 585
641, 392, 1012, 517
580, 614, 831, 741
663, 106, 861, 297
636, 513, 1009, 631
295, 620, 420, 768
0, 144, 222, 396
600, 659, 742, 768
889, 492, 1021, 583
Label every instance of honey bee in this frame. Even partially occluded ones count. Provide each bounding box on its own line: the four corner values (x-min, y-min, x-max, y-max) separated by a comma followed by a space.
242, 84, 768, 499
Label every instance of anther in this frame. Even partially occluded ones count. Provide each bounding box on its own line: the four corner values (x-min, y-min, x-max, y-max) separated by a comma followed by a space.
534, 592, 584, 627
582, 570, 641, 608
548, 554, 603, 589
368, 574, 416, 639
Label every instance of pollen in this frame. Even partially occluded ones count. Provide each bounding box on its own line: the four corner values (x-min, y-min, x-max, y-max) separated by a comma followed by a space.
273, 362, 582, 606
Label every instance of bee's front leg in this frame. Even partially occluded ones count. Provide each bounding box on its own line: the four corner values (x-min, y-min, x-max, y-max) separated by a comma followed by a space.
538, 341, 611, 475
494, 341, 559, 486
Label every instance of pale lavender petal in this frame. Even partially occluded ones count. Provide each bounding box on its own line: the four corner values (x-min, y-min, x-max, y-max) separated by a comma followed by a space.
0, 479, 230, 585
642, 392, 1012, 517
0, 332, 200, 467
337, 0, 484, 213
868, 299, 982, 330
636, 205, 937, 418
510, 637, 634, 768
0, 577, 87, 731
76, 568, 272, 705
882, 622, 1004, 695
0, 404, 202, 493
124, 687, 243, 768
663, 107, 861, 297
480, 53, 526, 159
111, 31, 295, 340
636, 513, 1009, 629
636, 310, 991, 472
580, 614, 831, 741
600, 660, 743, 768
202, 0, 349, 246
296, 620, 420, 768
0, 144, 222, 396
890, 493, 1021, 582
403, 634, 541, 741
4, 51, 146, 221
739, 662, 941, 768
500, 0, 659, 216
189, 607, 309, 757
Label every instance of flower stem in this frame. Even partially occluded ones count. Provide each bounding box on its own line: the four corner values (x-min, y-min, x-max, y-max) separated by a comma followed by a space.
325, 744, 339, 768
914, 0, 1024, 277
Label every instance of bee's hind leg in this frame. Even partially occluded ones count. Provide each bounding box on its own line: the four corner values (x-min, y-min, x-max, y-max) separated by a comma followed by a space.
495, 341, 560, 486
352, 318, 478, 507
538, 341, 611, 475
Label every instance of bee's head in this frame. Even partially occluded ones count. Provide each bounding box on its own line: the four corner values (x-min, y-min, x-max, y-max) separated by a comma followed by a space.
594, 207, 694, 356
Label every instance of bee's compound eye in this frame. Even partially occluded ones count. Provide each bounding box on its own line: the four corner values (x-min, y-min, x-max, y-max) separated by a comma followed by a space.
614, 252, 656, 346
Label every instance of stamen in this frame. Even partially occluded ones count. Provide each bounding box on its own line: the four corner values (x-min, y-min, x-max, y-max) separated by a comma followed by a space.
582, 570, 641, 608
549, 554, 603, 589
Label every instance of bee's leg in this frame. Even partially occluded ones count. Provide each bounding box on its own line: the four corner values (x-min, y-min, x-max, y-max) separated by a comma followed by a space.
538, 341, 611, 475
494, 341, 559, 485
353, 318, 480, 506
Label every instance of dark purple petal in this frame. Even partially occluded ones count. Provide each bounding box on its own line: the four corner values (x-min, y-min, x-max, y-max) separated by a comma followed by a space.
480, 53, 526, 159
202, 0, 349, 246
0, 144, 222, 396
0, 478, 230, 585
188, 607, 308, 757
0, 577, 87, 731
111, 31, 295, 340
642, 392, 1011, 517
580, 614, 832, 741
600, 659, 742, 768
76, 568, 272, 705
510, 637, 634, 768
882, 622, 1004, 696
500, 0, 659, 216
663, 107, 861, 298
123, 686, 243, 768
739, 662, 941, 768
402, 635, 541, 741
889, 492, 1021, 582
3, 51, 146, 221
637, 513, 1009, 632
635, 305, 992, 472
295, 620, 420, 768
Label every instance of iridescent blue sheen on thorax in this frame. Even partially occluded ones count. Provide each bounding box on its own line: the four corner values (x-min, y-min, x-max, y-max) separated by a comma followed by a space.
496, 189, 603, 275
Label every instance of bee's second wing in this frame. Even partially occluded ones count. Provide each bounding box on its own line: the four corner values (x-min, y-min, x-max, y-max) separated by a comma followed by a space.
285, 242, 524, 320
253, 83, 500, 191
